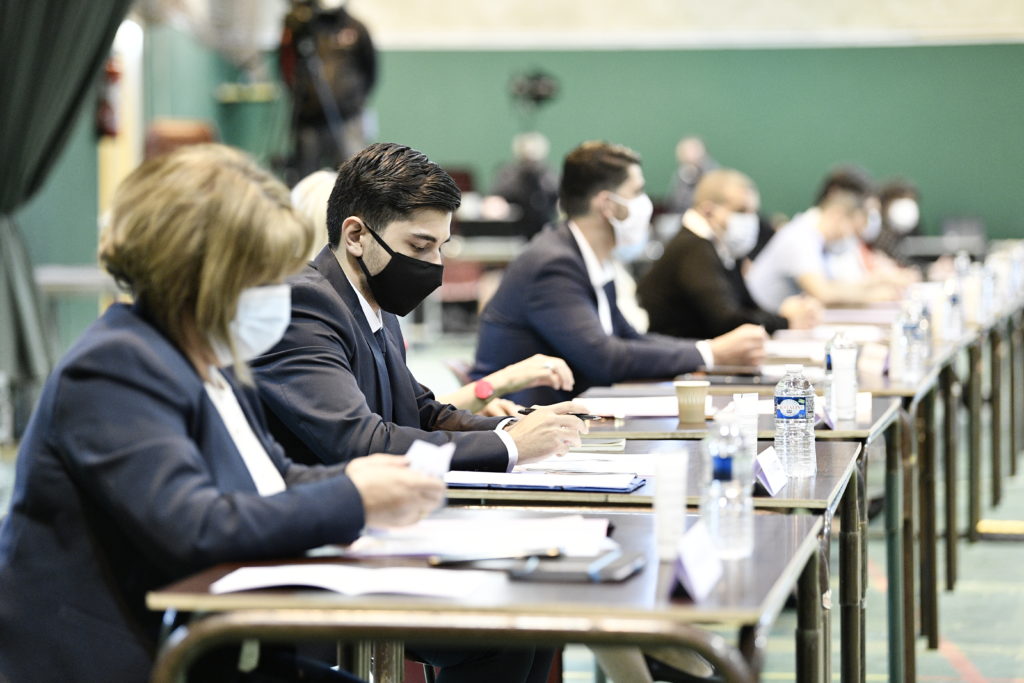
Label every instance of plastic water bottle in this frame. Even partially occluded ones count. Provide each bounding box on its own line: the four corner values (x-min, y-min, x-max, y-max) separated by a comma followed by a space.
773, 364, 816, 478
700, 416, 753, 559
889, 302, 927, 384
944, 277, 964, 341
829, 333, 858, 421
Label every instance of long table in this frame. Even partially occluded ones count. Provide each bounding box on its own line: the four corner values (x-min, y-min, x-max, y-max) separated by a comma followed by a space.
148, 510, 824, 683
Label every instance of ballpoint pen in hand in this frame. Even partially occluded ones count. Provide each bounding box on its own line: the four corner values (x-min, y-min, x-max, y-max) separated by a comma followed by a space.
518, 408, 603, 421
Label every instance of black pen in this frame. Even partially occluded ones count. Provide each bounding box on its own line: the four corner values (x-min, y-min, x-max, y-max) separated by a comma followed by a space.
518, 408, 603, 421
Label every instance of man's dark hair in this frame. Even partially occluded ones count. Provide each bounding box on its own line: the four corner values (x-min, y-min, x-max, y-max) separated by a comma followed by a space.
326, 142, 461, 248
813, 165, 876, 206
879, 177, 919, 207
559, 141, 641, 217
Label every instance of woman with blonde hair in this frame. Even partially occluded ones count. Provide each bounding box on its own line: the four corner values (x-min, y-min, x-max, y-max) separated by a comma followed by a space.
0, 144, 443, 682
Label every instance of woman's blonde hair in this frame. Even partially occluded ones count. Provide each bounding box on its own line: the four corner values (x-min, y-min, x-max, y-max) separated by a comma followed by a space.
99, 143, 313, 381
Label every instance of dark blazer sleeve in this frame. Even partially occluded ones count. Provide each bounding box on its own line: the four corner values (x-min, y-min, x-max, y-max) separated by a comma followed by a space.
254, 288, 511, 472
49, 343, 366, 577
525, 253, 703, 387
673, 241, 789, 336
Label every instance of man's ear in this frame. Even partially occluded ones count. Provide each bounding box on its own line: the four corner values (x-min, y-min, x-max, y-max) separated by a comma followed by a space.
594, 190, 618, 221
341, 216, 367, 258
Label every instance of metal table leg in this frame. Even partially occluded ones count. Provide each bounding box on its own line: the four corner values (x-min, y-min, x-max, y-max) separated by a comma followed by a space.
992, 326, 1004, 507
918, 389, 939, 648
968, 338, 984, 542
901, 409, 918, 681
941, 364, 959, 590
840, 460, 864, 683
796, 547, 824, 683
884, 419, 906, 682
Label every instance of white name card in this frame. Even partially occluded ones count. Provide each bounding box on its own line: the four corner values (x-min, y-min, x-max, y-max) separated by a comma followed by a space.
675, 519, 723, 602
754, 446, 788, 496
406, 440, 455, 479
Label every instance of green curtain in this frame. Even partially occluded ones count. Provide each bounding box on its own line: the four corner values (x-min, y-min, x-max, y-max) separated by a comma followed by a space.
0, 0, 132, 433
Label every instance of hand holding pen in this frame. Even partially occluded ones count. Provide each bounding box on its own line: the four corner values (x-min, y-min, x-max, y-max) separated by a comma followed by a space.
503, 401, 594, 464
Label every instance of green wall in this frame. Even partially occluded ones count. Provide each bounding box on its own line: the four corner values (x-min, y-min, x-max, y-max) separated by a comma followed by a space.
372, 43, 1024, 237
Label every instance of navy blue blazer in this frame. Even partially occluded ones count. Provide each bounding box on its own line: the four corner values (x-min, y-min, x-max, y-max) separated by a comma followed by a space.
251, 247, 510, 472
0, 303, 364, 683
471, 223, 705, 405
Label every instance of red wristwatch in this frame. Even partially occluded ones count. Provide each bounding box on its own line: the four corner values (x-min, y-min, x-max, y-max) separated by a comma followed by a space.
473, 379, 495, 401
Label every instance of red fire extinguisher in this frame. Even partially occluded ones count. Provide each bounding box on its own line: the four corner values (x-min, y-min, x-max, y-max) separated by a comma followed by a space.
96, 56, 122, 138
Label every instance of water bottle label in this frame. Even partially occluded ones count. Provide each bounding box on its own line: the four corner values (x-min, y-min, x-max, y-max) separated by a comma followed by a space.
712, 455, 733, 481
775, 396, 807, 419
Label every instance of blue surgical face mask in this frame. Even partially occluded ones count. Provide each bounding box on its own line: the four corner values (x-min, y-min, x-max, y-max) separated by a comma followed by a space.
212, 284, 292, 366
862, 208, 882, 243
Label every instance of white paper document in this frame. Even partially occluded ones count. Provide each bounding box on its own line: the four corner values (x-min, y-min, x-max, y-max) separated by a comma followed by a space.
517, 451, 660, 476
578, 395, 714, 418
210, 564, 500, 599
446, 470, 641, 491
763, 340, 826, 362
571, 438, 627, 453
405, 439, 454, 478
345, 514, 613, 559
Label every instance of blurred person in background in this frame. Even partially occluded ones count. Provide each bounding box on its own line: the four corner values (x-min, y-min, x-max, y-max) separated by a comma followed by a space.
489, 131, 560, 239
639, 169, 821, 339
664, 135, 719, 214
746, 165, 904, 311
874, 178, 922, 262
472, 141, 766, 407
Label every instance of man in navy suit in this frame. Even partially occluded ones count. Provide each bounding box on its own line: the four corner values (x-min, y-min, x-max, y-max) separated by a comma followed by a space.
471, 141, 767, 406
253, 143, 585, 475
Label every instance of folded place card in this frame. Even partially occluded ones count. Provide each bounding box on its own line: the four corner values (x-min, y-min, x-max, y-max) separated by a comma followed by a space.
753, 446, 788, 496
674, 520, 723, 602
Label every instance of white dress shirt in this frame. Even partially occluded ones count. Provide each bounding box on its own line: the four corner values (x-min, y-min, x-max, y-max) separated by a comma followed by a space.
569, 221, 715, 368
345, 272, 519, 469
204, 369, 286, 497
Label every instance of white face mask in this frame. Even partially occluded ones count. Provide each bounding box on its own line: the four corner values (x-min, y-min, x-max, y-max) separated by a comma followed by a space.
608, 192, 654, 262
722, 211, 760, 260
887, 198, 920, 234
212, 284, 292, 367
863, 208, 882, 243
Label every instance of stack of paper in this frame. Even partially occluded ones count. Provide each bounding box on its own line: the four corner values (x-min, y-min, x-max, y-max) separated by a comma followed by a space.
445, 470, 643, 493
517, 451, 663, 476
210, 564, 501, 598
571, 438, 627, 453
346, 514, 613, 559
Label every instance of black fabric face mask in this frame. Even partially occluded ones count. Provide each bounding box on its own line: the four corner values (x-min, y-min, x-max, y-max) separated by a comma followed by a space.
356, 225, 444, 316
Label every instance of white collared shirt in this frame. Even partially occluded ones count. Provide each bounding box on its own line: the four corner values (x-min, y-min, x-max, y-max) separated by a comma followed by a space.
682, 209, 736, 270
204, 369, 287, 497
569, 221, 715, 368
567, 221, 617, 335
343, 271, 518, 469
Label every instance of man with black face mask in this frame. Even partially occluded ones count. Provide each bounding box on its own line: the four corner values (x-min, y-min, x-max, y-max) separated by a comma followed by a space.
252, 142, 585, 471
252, 142, 584, 683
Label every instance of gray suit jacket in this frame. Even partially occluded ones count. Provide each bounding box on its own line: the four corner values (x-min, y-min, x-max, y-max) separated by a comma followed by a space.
471, 223, 704, 405
252, 247, 510, 471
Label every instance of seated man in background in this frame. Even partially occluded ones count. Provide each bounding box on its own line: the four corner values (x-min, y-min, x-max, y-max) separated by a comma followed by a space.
745, 165, 902, 312
471, 141, 766, 406
638, 168, 821, 339
252, 143, 586, 477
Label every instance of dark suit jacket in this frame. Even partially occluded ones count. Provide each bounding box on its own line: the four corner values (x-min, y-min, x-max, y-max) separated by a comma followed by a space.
0, 303, 363, 683
638, 227, 789, 338
471, 223, 704, 405
251, 247, 510, 472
